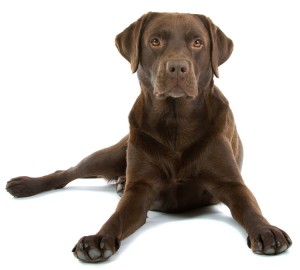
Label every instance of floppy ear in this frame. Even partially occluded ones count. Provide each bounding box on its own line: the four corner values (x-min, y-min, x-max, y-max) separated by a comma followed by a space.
115, 12, 153, 73
199, 16, 234, 78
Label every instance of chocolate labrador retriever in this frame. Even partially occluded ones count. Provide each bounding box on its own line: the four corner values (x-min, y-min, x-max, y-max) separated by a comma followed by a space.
6, 12, 292, 262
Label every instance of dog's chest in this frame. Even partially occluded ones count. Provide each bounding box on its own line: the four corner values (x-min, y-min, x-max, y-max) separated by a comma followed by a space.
152, 141, 204, 184
154, 114, 208, 152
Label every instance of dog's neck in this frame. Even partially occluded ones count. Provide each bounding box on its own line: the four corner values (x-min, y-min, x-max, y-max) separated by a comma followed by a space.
129, 84, 225, 151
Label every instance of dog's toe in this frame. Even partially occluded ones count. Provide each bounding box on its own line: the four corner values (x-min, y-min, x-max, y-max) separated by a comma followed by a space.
88, 248, 102, 260
103, 249, 113, 259
77, 250, 90, 261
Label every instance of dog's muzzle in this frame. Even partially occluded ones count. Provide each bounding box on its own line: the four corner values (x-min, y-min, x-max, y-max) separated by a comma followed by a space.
153, 58, 198, 99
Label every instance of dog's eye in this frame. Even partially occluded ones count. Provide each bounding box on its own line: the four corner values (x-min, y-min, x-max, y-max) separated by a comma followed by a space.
193, 39, 203, 48
150, 38, 161, 47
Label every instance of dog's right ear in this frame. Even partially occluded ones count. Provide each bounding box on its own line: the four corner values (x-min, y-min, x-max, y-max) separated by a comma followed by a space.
115, 13, 153, 73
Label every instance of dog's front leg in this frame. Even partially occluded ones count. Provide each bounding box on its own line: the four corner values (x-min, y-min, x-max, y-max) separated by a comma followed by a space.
201, 137, 292, 255
72, 181, 157, 263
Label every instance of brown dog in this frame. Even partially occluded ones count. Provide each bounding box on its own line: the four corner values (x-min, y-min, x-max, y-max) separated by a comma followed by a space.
6, 12, 292, 262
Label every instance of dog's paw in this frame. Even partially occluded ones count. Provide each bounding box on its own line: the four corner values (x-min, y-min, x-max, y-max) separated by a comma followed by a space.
116, 176, 126, 197
72, 235, 120, 263
6, 176, 40, 198
247, 225, 292, 255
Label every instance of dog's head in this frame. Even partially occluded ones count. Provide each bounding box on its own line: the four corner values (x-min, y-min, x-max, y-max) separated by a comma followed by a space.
115, 12, 233, 100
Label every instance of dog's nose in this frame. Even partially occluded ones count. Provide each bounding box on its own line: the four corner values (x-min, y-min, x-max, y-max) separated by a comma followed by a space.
166, 59, 189, 77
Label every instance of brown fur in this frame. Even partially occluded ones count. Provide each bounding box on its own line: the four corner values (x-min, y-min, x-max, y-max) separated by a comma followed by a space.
6, 12, 291, 262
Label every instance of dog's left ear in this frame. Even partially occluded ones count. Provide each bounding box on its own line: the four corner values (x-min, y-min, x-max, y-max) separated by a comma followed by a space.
115, 12, 154, 73
198, 15, 234, 78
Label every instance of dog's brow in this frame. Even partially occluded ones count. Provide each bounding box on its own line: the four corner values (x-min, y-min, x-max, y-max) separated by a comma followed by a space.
149, 29, 171, 39
185, 30, 204, 40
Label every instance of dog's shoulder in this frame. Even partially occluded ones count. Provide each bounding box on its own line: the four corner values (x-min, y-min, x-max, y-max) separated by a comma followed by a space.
212, 85, 229, 106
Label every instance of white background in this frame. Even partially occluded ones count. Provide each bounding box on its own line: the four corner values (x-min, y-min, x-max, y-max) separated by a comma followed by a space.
0, 0, 299, 269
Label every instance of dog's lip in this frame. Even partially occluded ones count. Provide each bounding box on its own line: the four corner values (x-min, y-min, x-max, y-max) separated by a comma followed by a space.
155, 91, 185, 99
154, 88, 196, 100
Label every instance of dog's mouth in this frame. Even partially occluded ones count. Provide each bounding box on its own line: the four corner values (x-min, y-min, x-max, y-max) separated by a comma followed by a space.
154, 85, 197, 100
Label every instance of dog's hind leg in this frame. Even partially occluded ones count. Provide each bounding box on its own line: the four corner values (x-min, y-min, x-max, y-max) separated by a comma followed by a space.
6, 135, 128, 198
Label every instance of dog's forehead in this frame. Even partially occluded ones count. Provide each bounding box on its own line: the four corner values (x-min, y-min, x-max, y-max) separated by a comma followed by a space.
144, 13, 208, 38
